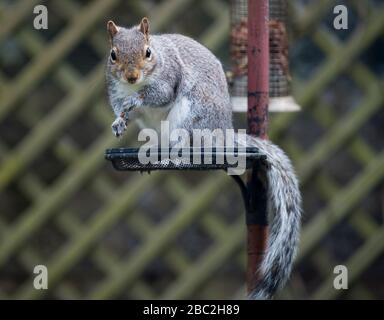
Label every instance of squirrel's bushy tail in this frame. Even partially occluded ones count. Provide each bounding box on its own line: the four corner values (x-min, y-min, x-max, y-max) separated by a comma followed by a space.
238, 135, 302, 299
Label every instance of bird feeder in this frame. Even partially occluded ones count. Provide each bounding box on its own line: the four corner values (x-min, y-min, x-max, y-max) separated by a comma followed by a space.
105, 0, 285, 298
229, 0, 301, 112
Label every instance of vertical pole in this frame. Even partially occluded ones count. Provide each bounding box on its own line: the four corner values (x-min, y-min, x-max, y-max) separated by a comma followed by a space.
248, 0, 269, 139
246, 0, 269, 294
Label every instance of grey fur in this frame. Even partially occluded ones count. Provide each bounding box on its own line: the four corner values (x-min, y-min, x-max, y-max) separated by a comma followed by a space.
240, 135, 302, 299
106, 20, 302, 299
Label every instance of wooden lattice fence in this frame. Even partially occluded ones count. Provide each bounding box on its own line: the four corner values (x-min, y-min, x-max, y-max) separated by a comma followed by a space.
0, 0, 383, 299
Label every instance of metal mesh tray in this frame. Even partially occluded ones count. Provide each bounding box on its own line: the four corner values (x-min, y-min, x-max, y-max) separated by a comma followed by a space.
105, 147, 266, 172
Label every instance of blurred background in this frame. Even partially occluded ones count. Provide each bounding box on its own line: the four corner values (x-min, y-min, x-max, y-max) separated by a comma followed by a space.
0, 0, 383, 299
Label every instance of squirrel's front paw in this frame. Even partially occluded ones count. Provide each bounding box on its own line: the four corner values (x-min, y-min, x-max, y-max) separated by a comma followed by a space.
111, 117, 127, 137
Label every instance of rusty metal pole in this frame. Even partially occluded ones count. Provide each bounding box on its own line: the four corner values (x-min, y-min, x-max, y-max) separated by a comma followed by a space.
246, 0, 269, 294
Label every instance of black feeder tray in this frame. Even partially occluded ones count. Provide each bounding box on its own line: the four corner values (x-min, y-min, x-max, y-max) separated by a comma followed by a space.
105, 147, 265, 171
105, 147, 269, 224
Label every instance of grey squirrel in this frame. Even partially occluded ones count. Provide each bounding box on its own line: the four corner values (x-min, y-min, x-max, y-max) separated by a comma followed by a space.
105, 18, 302, 299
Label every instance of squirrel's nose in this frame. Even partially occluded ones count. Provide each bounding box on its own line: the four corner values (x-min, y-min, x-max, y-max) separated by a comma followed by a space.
127, 76, 138, 84
124, 71, 139, 84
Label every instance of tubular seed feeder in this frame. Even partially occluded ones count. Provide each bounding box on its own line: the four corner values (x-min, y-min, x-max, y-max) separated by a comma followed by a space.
229, 0, 301, 112
105, 0, 296, 297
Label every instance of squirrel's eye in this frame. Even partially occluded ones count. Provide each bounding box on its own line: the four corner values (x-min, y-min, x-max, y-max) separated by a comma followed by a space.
110, 49, 117, 63
145, 48, 151, 59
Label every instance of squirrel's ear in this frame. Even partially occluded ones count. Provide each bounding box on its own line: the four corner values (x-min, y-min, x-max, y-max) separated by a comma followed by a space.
139, 17, 150, 40
107, 20, 119, 38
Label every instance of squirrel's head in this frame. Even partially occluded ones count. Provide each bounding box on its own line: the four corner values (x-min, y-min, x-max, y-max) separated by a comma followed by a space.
106, 18, 155, 85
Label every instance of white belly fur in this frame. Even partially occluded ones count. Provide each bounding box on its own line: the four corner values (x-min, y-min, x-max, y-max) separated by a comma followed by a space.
167, 96, 191, 131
